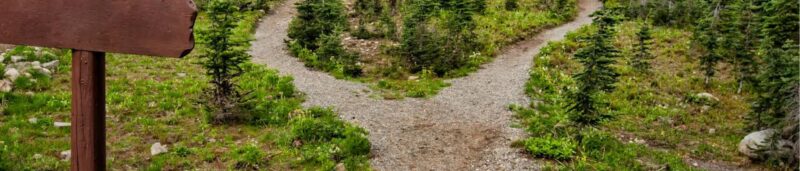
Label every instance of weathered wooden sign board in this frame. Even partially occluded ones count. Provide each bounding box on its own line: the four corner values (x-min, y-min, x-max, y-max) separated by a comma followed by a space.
0, 1, 197, 170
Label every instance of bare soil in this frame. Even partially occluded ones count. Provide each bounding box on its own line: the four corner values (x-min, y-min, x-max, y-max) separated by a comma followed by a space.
249, 0, 602, 170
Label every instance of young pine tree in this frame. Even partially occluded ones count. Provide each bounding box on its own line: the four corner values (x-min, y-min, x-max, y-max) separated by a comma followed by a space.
631, 24, 654, 72
200, 0, 252, 121
568, 10, 620, 128
288, 0, 347, 50
694, 1, 723, 86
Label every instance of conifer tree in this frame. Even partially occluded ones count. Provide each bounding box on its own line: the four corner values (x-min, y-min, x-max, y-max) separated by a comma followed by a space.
288, 0, 347, 50
199, 0, 252, 121
694, 0, 723, 86
631, 24, 653, 72
568, 9, 620, 127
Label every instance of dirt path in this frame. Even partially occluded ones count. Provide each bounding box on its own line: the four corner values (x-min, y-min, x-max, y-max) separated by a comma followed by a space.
250, 0, 602, 170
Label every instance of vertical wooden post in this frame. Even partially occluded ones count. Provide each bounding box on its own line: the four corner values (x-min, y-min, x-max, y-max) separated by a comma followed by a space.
70, 50, 106, 171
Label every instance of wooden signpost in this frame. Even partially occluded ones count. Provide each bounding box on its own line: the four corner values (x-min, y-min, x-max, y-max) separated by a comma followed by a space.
0, 1, 198, 170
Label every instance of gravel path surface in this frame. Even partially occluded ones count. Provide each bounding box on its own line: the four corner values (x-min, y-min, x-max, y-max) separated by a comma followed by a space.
250, 0, 602, 170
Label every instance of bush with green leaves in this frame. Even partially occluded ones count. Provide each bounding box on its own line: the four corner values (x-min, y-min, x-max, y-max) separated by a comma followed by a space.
287, 0, 347, 50
198, 0, 253, 122
288, 107, 371, 170
228, 145, 267, 170
524, 137, 576, 160
400, 0, 486, 75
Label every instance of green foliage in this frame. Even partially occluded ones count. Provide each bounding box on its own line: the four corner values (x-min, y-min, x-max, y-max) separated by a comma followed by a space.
199, 0, 254, 122
605, 0, 708, 27
287, 0, 362, 78
631, 25, 653, 72
524, 137, 576, 160
568, 10, 621, 127
288, 0, 347, 50
229, 145, 267, 170
749, 41, 799, 129
400, 0, 486, 75
288, 107, 372, 170
504, 0, 518, 10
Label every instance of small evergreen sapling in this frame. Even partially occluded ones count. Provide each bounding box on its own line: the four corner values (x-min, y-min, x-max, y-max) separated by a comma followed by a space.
631, 25, 654, 72
199, 0, 252, 122
568, 10, 620, 128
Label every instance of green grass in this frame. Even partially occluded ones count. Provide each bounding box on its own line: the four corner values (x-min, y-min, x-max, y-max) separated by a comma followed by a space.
515, 21, 758, 169
0, 2, 371, 170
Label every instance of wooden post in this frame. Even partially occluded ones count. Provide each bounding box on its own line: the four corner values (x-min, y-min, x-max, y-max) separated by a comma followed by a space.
70, 50, 107, 171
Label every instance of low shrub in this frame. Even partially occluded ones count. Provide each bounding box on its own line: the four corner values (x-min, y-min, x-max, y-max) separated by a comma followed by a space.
229, 145, 267, 170
524, 136, 576, 160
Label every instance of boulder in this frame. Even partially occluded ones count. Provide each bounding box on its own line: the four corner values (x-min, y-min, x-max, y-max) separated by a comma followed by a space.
4, 68, 20, 81
150, 142, 168, 156
738, 129, 793, 158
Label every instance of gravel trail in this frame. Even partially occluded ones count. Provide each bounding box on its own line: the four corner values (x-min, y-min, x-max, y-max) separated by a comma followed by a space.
250, 0, 602, 170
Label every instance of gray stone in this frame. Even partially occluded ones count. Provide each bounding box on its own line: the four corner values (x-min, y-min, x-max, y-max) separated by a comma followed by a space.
0, 79, 12, 92
150, 142, 168, 156
60, 150, 71, 161
10, 56, 23, 63
54, 122, 71, 127
28, 117, 38, 124
739, 129, 776, 158
42, 60, 59, 70
4, 68, 20, 81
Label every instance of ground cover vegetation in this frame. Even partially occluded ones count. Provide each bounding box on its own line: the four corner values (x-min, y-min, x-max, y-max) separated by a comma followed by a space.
287, 0, 578, 99
513, 0, 798, 169
0, 0, 371, 170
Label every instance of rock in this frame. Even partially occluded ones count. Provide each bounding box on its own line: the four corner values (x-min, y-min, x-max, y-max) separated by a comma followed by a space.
60, 150, 71, 161
30, 61, 41, 69
38, 68, 51, 75
0, 79, 12, 92
335, 163, 346, 171
739, 129, 778, 158
292, 140, 303, 147
696, 92, 719, 102
150, 142, 168, 156
708, 128, 716, 134
176, 73, 187, 77
54, 122, 71, 127
10, 56, 23, 62
701, 105, 711, 112
28, 117, 38, 124
24, 91, 34, 96
42, 60, 59, 69
633, 138, 646, 145
4, 68, 20, 81
408, 76, 419, 80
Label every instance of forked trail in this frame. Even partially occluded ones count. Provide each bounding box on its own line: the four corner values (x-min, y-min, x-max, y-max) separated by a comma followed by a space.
250, 0, 602, 170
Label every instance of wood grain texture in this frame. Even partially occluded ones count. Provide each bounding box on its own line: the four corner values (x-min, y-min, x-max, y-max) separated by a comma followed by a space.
0, 0, 197, 57
70, 50, 106, 171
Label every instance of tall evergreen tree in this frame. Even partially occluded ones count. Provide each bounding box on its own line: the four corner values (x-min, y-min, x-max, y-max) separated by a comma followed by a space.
568, 9, 621, 127
631, 24, 654, 72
